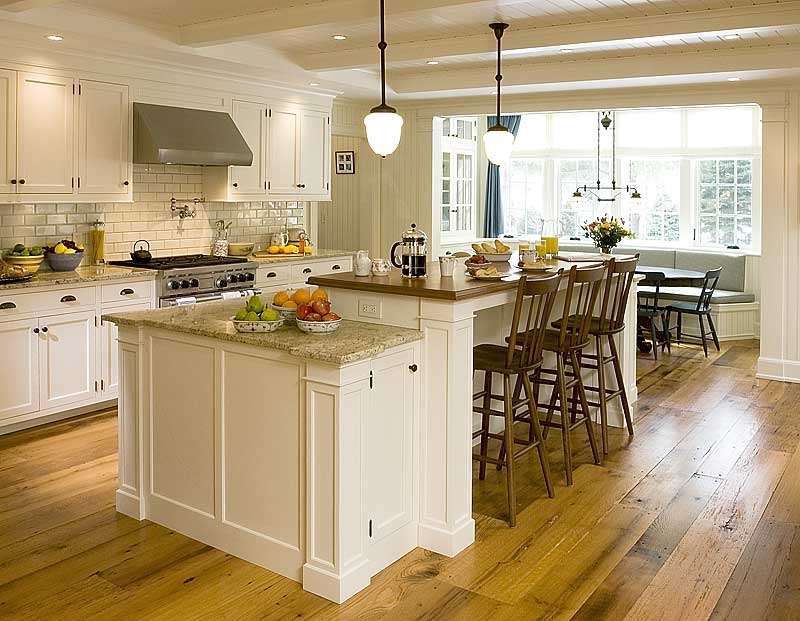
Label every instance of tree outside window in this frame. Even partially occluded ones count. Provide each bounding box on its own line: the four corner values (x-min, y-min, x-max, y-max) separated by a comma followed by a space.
623, 159, 681, 242
500, 158, 544, 236
697, 159, 753, 247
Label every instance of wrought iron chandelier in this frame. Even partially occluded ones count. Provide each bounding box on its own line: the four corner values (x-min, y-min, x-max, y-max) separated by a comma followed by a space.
570, 111, 642, 208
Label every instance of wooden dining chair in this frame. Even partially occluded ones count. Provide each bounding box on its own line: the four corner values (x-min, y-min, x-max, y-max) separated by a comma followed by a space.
666, 267, 722, 357
472, 270, 563, 526
637, 272, 672, 360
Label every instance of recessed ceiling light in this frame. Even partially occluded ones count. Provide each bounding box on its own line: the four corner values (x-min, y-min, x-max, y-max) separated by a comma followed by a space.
724, 33, 741, 40
727, 77, 742, 82
46, 34, 63, 41
332, 34, 347, 40
559, 48, 573, 54
309, 82, 320, 86
426, 60, 439, 65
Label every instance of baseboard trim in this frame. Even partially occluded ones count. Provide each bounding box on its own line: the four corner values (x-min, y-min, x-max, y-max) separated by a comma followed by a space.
418, 517, 475, 557
756, 357, 800, 383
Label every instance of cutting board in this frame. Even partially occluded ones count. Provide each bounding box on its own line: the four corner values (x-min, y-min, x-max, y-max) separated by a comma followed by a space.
252, 252, 306, 259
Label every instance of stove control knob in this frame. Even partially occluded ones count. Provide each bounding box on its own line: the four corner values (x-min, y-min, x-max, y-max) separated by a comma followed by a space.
244, 272, 255, 281
215, 277, 227, 288
189, 278, 200, 288
166, 280, 180, 290
226, 274, 237, 284
180, 280, 190, 289
237, 273, 248, 282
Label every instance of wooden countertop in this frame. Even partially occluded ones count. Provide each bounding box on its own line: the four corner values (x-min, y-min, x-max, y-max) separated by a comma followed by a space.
308, 254, 625, 301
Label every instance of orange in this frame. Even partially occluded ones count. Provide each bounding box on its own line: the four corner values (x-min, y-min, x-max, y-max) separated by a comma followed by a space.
311, 288, 329, 302
291, 288, 311, 305
282, 300, 297, 309
273, 291, 289, 306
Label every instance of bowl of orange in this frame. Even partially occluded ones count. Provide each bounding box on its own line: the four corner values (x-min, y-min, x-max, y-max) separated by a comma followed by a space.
271, 287, 328, 324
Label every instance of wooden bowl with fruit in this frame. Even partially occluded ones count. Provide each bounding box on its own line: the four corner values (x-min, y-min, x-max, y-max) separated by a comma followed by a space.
231, 295, 284, 332
2, 244, 45, 273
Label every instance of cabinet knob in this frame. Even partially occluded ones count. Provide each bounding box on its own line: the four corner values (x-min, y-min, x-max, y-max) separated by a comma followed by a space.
0, 301, 16, 310
18, 179, 25, 185
10, 179, 16, 185
119, 288, 134, 296
123, 180, 129, 186
33, 327, 39, 334
41, 326, 48, 333
60, 295, 77, 303
409, 364, 418, 373
233, 182, 239, 188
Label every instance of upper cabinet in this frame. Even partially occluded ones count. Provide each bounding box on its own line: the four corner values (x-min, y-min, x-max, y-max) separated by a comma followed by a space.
206, 101, 331, 202
0, 68, 132, 203
17, 72, 74, 194
78, 80, 131, 195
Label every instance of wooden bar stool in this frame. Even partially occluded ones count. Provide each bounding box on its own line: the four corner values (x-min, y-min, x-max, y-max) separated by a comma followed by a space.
472, 271, 563, 527
554, 256, 639, 455
534, 264, 605, 486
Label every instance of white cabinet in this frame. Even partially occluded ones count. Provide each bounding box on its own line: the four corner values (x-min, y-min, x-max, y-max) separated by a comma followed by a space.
38, 310, 95, 411
78, 80, 130, 195
230, 99, 267, 196
0, 318, 39, 421
17, 72, 74, 194
0, 68, 16, 195
298, 109, 329, 196
365, 347, 416, 544
100, 301, 150, 397
267, 104, 299, 195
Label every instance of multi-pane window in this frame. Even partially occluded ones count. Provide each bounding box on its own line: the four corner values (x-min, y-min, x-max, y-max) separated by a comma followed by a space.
623, 159, 681, 242
440, 116, 478, 237
442, 117, 475, 140
500, 159, 544, 236
558, 159, 611, 238
697, 159, 753, 248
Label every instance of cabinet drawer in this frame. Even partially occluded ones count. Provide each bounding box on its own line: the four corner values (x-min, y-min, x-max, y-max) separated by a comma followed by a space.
290, 257, 351, 283
256, 265, 291, 287
101, 280, 154, 304
0, 286, 96, 319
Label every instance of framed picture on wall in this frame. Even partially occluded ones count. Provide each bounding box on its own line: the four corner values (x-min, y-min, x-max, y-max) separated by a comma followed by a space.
335, 150, 356, 174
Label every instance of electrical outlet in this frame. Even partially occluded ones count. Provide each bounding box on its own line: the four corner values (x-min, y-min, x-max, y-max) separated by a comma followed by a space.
359, 297, 381, 319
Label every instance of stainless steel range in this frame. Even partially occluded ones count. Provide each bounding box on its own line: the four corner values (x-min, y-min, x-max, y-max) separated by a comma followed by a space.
109, 255, 259, 307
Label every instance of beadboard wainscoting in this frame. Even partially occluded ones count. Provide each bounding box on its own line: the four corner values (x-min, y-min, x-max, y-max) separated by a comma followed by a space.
0, 164, 307, 262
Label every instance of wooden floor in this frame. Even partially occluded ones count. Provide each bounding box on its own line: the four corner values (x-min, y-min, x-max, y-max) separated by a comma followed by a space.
1, 339, 799, 620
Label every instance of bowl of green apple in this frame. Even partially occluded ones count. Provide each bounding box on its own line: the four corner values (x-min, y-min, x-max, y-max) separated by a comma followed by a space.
231, 295, 284, 332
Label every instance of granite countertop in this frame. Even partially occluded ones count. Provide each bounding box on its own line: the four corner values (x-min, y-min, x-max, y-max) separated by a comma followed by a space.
249, 248, 353, 264
103, 299, 422, 365
0, 265, 156, 291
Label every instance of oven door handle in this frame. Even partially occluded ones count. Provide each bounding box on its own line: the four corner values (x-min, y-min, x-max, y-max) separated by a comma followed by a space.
161, 289, 261, 307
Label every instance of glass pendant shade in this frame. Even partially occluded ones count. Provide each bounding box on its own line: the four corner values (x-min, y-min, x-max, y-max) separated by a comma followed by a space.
364, 105, 403, 157
570, 190, 585, 208
483, 125, 514, 165
628, 191, 642, 211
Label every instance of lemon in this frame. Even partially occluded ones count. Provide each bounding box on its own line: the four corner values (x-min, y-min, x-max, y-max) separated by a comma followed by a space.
64, 248, 77, 254
54, 242, 67, 254
267, 245, 280, 254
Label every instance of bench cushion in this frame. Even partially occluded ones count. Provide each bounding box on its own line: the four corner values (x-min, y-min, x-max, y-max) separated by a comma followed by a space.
674, 251, 746, 292
638, 285, 755, 305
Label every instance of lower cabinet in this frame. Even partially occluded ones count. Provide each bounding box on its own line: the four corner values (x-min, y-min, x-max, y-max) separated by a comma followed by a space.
38, 310, 96, 411
100, 301, 150, 397
0, 317, 40, 421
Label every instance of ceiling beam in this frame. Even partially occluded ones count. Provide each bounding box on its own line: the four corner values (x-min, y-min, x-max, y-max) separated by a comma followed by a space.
301, 1, 800, 71
178, 0, 524, 47
388, 44, 800, 93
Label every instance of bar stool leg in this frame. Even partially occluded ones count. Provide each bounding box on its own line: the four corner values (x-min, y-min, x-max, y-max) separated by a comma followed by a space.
571, 350, 600, 466
698, 315, 709, 357
478, 370, 492, 481
556, 354, 573, 486
608, 335, 634, 436
707, 313, 721, 351
521, 372, 554, 499
595, 334, 609, 455
503, 375, 517, 527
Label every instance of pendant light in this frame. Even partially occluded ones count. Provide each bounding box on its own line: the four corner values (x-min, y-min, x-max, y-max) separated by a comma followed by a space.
364, 0, 403, 157
483, 23, 514, 166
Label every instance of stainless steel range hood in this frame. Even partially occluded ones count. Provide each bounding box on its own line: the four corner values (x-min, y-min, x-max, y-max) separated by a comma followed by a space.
133, 103, 253, 167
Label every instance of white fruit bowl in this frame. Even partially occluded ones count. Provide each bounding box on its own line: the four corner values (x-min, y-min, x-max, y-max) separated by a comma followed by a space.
231, 317, 284, 333
296, 318, 342, 334
271, 303, 297, 323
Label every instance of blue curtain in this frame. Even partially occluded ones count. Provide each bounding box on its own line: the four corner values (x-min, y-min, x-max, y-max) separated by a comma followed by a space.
483, 115, 522, 238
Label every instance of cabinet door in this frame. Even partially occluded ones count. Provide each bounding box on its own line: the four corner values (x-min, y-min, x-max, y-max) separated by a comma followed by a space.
0, 69, 16, 195
366, 347, 415, 543
0, 318, 39, 421
267, 105, 299, 194
231, 99, 267, 196
78, 80, 130, 194
17, 72, 74, 194
100, 302, 150, 396
298, 109, 329, 196
39, 310, 95, 410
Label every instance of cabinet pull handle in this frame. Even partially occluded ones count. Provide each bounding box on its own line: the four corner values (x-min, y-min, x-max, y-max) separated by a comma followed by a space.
409, 364, 418, 373
18, 179, 25, 185
267, 272, 277, 278
296, 183, 306, 189
41, 326, 48, 333
303, 268, 312, 274
0, 301, 16, 309
123, 180, 129, 186
60, 295, 77, 303
33, 327, 39, 334
332, 264, 341, 270
120, 288, 134, 296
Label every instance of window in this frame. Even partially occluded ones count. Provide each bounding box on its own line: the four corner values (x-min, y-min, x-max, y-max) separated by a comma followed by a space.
439, 117, 478, 237
697, 159, 753, 247
500, 159, 544, 236
558, 159, 611, 238
622, 159, 681, 242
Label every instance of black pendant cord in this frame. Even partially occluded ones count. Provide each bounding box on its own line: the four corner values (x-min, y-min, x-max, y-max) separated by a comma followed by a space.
612, 111, 617, 190
378, 0, 387, 107
489, 23, 508, 127
596, 112, 601, 190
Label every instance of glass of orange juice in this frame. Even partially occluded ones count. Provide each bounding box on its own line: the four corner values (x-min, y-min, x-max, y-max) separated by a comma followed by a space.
541, 236, 559, 258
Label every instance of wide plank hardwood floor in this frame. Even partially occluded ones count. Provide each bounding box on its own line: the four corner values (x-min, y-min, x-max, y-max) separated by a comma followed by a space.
1, 339, 799, 620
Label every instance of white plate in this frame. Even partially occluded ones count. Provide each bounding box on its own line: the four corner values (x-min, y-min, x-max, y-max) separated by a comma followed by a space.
231, 317, 284, 332
517, 263, 555, 273
465, 271, 505, 281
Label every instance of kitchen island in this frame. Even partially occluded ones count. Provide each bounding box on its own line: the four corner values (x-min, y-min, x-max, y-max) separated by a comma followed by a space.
308, 256, 640, 559
103, 300, 422, 603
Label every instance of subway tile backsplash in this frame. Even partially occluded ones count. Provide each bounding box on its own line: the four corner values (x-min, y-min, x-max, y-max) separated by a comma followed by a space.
0, 164, 306, 264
